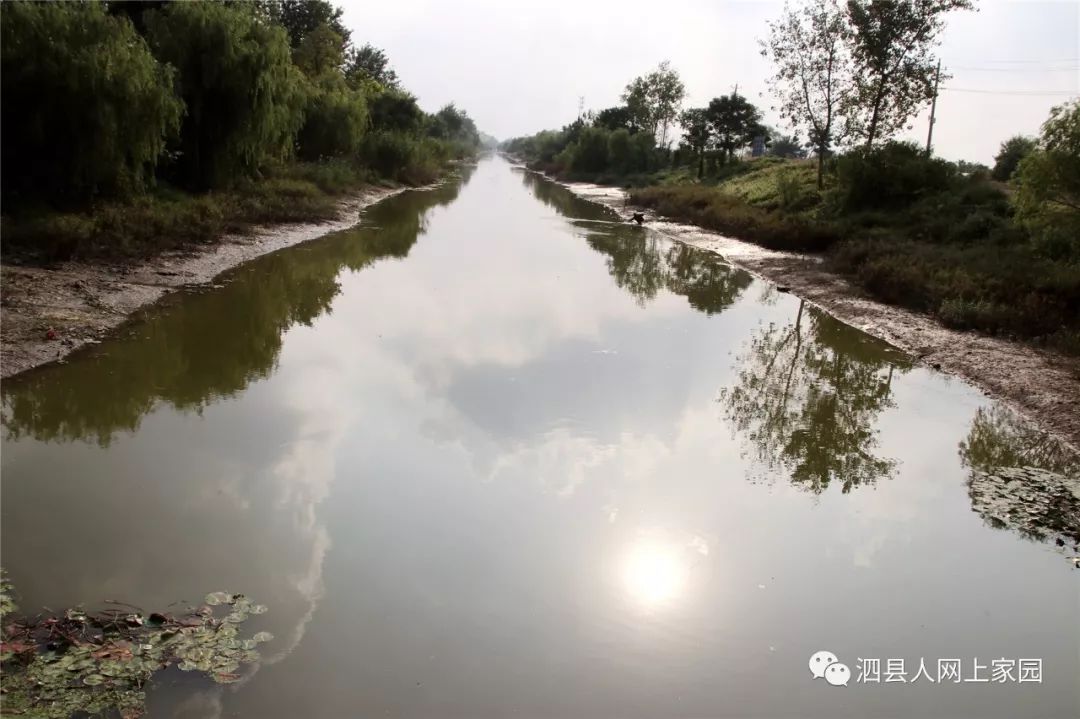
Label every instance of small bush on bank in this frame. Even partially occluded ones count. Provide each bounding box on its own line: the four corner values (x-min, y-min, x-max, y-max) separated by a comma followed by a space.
833, 141, 956, 211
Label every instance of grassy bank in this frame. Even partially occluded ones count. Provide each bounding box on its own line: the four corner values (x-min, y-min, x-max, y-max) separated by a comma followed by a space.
1, 152, 471, 263
626, 155, 1080, 355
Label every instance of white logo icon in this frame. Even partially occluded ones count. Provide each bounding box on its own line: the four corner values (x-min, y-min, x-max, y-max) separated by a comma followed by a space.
825, 662, 851, 686
809, 650, 849, 687
809, 650, 839, 679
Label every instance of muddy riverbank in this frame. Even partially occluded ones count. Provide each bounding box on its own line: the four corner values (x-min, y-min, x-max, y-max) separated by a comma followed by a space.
0, 186, 405, 379
556, 175, 1080, 452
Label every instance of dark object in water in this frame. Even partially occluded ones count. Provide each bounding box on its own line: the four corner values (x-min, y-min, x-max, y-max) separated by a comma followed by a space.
629, 212, 645, 225
777, 286, 792, 293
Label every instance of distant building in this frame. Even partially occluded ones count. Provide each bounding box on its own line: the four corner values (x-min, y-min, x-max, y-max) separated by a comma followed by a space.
751, 135, 766, 158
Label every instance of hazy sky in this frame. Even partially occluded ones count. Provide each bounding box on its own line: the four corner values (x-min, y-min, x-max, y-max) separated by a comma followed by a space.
338, 0, 1079, 163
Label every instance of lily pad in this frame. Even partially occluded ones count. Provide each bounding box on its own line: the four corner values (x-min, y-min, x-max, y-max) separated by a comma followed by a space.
204, 592, 231, 606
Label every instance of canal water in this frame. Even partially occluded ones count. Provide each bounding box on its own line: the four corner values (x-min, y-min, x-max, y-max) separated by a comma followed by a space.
2, 156, 1077, 718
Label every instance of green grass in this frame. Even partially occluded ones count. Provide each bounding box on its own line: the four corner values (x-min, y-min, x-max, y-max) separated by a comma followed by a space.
630, 184, 841, 252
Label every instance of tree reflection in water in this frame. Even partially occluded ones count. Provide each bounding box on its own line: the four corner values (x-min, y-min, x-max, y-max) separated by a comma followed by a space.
519, 169, 752, 314
959, 404, 1080, 553
0, 168, 473, 447
719, 297, 911, 493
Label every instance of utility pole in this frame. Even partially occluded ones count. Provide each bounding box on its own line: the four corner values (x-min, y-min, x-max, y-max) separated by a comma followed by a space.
925, 59, 941, 156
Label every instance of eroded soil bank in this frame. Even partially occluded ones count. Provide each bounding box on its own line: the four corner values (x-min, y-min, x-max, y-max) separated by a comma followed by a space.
560, 177, 1080, 451
0, 186, 402, 379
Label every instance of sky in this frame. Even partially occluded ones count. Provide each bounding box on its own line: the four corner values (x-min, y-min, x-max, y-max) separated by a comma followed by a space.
338, 0, 1080, 164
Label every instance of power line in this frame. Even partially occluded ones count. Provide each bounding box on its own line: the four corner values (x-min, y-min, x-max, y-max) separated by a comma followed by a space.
951, 66, 1080, 72
940, 87, 1078, 96
951, 58, 1079, 64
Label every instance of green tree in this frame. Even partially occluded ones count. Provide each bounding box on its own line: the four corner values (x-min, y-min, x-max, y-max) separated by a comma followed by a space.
991, 135, 1037, 181
622, 76, 654, 134
262, 0, 351, 48
1015, 100, 1080, 254
762, 0, 853, 188
648, 61, 687, 148
607, 128, 634, 173
0, 1, 182, 206
368, 88, 425, 134
428, 104, 479, 145
707, 93, 766, 162
680, 108, 712, 178
569, 126, 611, 173
621, 61, 686, 146
292, 22, 346, 77
845, 0, 973, 148
345, 43, 400, 89
594, 106, 634, 132
146, 2, 306, 189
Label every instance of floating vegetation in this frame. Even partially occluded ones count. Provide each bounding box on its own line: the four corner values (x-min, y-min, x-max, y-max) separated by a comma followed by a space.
0, 577, 272, 719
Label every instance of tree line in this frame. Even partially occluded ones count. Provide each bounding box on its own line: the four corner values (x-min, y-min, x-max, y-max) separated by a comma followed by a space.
0, 0, 480, 212
504, 0, 978, 186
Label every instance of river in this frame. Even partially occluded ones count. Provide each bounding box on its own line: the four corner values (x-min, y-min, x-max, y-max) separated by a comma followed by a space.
2, 156, 1077, 718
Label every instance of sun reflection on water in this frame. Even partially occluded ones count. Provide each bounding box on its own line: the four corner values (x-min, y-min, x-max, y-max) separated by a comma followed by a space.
621, 539, 689, 606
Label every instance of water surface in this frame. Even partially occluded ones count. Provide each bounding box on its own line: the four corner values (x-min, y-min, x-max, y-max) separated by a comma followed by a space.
3, 157, 1078, 718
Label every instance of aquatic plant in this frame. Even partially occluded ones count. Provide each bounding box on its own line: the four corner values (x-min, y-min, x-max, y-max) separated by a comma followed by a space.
0, 579, 271, 719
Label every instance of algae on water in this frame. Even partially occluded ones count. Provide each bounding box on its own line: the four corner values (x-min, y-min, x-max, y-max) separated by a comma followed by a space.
0, 575, 272, 719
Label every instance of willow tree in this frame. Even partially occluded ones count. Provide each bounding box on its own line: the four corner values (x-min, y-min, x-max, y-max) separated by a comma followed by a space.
762, 0, 853, 188
146, 2, 307, 189
0, 1, 182, 205
297, 73, 369, 161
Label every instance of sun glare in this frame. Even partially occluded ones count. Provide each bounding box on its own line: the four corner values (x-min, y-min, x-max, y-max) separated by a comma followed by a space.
621, 540, 687, 606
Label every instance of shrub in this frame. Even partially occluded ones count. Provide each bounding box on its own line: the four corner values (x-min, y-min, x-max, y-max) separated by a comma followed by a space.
833, 141, 956, 211
359, 131, 417, 180
0, 1, 182, 207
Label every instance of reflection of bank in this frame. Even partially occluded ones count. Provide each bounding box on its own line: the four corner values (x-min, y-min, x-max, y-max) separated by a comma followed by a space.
0, 168, 473, 448
518, 167, 753, 315
960, 404, 1080, 554
967, 466, 1080, 552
